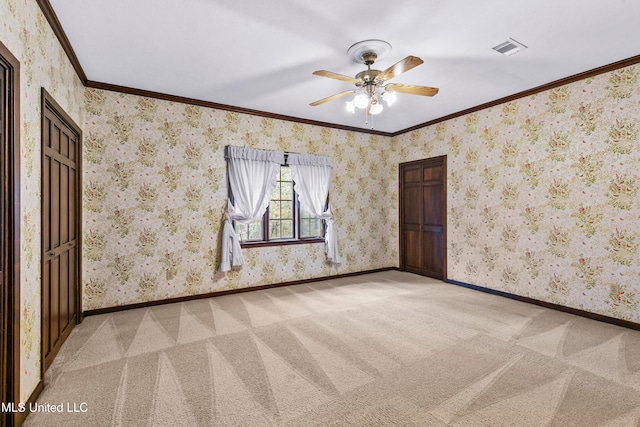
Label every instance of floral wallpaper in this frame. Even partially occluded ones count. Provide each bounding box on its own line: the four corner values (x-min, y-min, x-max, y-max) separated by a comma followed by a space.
393, 64, 640, 323
1, 0, 85, 404
82, 90, 397, 310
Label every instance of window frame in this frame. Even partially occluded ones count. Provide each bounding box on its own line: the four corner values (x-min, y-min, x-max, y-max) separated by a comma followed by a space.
234, 164, 326, 248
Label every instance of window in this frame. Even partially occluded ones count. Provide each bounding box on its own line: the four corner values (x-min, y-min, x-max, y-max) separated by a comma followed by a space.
234, 165, 324, 245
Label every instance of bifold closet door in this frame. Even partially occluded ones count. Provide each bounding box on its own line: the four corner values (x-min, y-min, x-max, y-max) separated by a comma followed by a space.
42, 91, 81, 371
400, 156, 446, 280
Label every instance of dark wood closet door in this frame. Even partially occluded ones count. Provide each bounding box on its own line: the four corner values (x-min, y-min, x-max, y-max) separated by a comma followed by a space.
0, 42, 20, 426
0, 56, 6, 416
400, 156, 446, 280
42, 90, 81, 371
1, 41, 20, 427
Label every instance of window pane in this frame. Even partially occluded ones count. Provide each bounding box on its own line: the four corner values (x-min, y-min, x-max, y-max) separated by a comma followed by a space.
270, 200, 281, 219
281, 220, 293, 238
270, 221, 281, 239
299, 208, 322, 238
235, 222, 249, 241
281, 201, 292, 219
235, 219, 263, 241
248, 221, 263, 240
300, 209, 313, 219
281, 182, 292, 199
301, 218, 322, 238
310, 219, 322, 237
280, 166, 291, 181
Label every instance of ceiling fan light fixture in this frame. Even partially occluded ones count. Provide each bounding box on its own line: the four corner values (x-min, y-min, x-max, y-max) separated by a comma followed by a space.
311, 41, 438, 127
382, 90, 396, 106
353, 93, 369, 109
370, 103, 383, 115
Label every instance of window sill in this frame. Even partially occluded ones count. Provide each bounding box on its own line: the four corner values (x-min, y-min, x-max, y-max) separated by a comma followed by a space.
240, 238, 324, 249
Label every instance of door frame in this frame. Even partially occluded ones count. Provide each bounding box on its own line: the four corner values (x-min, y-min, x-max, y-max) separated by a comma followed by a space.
40, 88, 82, 377
398, 155, 447, 279
0, 40, 21, 426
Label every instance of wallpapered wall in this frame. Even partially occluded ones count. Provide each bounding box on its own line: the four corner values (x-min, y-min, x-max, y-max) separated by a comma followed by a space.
82, 90, 397, 310
1, 0, 85, 403
86, 61, 640, 327
394, 64, 640, 323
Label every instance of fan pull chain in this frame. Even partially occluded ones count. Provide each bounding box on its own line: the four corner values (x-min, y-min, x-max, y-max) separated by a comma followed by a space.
365, 109, 375, 129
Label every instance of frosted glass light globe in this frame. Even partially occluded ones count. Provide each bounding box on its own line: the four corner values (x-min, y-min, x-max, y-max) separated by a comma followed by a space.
354, 93, 369, 109
382, 91, 396, 106
370, 103, 383, 115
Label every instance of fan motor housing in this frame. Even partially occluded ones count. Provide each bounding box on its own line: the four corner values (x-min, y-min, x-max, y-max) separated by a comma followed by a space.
355, 69, 382, 83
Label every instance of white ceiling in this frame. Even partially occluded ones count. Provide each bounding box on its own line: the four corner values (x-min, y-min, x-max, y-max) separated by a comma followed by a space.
49, 0, 640, 134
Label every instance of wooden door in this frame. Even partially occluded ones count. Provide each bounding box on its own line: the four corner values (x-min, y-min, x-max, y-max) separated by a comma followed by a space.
400, 156, 446, 280
42, 89, 82, 371
1, 41, 20, 427
1, 52, 5, 399
1, 49, 7, 424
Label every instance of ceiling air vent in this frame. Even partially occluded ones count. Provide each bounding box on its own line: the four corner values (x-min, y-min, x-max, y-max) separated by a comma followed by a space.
492, 38, 527, 56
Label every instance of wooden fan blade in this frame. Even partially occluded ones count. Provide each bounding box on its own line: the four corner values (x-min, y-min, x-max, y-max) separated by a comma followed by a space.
385, 83, 439, 97
377, 56, 424, 81
312, 70, 360, 84
310, 90, 356, 106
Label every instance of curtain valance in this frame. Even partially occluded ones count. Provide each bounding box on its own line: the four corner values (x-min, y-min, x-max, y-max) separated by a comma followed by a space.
225, 145, 285, 163
286, 153, 332, 167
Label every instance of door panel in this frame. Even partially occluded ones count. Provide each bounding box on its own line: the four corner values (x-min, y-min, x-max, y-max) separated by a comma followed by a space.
423, 230, 444, 278
403, 185, 421, 225
42, 89, 81, 371
423, 166, 442, 181
403, 229, 421, 272
400, 157, 446, 280
423, 185, 444, 225
403, 168, 421, 183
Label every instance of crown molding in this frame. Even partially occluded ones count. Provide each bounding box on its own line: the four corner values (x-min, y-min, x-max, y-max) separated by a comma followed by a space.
35, 0, 392, 136
85, 80, 393, 136
391, 54, 640, 136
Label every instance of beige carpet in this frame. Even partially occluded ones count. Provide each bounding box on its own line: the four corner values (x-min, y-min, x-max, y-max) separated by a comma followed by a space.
24, 271, 640, 426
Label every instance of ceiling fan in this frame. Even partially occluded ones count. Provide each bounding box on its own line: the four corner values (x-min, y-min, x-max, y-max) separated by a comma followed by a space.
309, 40, 439, 116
